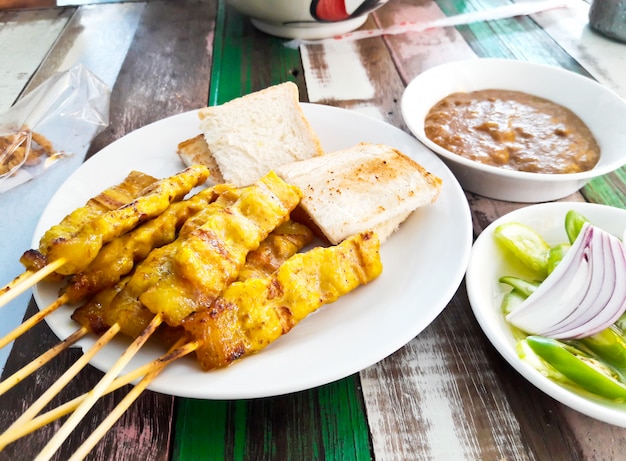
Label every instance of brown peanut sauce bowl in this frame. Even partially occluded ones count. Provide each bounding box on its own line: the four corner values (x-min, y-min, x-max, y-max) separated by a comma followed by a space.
401, 58, 626, 203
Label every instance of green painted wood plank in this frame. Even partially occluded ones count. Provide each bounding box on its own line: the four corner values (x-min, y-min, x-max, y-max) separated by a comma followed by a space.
172, 2, 372, 459
173, 376, 372, 460
209, 0, 302, 106
582, 166, 626, 209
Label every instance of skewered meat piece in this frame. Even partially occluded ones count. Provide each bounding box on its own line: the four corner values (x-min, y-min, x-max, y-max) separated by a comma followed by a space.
138, 171, 302, 327
71, 277, 130, 335
43, 164, 210, 275
20, 170, 158, 273
235, 220, 313, 281
182, 231, 382, 370
63, 184, 233, 304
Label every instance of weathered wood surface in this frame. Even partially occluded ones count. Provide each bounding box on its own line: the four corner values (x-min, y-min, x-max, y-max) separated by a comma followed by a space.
1, 0, 625, 459
0, 1, 216, 460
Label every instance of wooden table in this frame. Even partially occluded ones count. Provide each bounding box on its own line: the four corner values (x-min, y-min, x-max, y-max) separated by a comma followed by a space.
1, 0, 625, 459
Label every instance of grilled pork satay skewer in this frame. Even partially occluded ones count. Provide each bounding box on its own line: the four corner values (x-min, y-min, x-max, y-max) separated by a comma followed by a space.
32, 164, 210, 277
0, 189, 233, 388
63, 183, 232, 303
0, 171, 158, 308
98, 172, 301, 339
0, 176, 304, 449
183, 231, 382, 370
0, 183, 228, 349
71, 219, 314, 342
19, 170, 159, 273
0, 166, 209, 345
138, 171, 302, 327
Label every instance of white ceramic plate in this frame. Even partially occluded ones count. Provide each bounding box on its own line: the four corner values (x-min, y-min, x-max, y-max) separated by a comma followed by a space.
401, 58, 626, 203
33, 104, 472, 399
467, 202, 626, 427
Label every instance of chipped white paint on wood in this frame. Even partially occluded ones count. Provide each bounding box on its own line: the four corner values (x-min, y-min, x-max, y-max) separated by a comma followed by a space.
301, 40, 375, 103
381, 1, 478, 82
0, 9, 73, 112
297, 2, 626, 460
360, 323, 535, 461
523, 0, 626, 99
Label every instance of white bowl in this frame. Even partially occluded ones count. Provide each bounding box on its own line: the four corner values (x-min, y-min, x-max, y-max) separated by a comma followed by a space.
467, 202, 626, 426
401, 58, 626, 203
227, 0, 389, 39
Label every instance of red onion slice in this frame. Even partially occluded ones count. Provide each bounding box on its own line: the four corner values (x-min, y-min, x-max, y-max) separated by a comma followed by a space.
505, 223, 626, 339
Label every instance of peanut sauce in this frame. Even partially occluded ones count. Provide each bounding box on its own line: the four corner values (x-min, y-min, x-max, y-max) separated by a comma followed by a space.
424, 89, 600, 174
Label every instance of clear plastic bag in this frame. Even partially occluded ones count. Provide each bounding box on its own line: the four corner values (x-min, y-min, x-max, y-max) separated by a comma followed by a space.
0, 64, 111, 193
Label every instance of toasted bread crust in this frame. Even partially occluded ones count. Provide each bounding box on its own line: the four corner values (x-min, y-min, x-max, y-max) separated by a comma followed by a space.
176, 135, 224, 184
277, 142, 442, 244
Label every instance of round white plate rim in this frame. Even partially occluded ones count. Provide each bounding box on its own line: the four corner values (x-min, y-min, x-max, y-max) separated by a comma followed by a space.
33, 103, 473, 399
401, 58, 626, 181
467, 201, 626, 427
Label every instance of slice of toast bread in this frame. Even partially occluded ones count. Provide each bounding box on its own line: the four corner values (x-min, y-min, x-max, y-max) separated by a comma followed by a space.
194, 82, 324, 187
276, 142, 442, 244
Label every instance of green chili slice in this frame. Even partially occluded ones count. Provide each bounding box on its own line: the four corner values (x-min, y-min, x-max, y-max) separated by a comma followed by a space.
564, 210, 590, 244
525, 336, 626, 401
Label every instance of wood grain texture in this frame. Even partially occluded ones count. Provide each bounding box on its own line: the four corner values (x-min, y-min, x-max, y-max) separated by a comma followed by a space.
0, 301, 176, 461
346, 1, 626, 460
22, 1, 146, 93
87, 0, 217, 158
301, 15, 406, 128
173, 376, 372, 461
171, 4, 372, 460
209, 0, 304, 106
0, 1, 144, 376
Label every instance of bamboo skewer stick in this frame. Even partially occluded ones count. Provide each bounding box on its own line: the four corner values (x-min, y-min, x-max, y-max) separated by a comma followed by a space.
0, 326, 89, 397
0, 293, 69, 350
68, 338, 196, 461
0, 270, 34, 296
70, 366, 165, 460
0, 258, 66, 309
2, 339, 199, 446
0, 324, 121, 451
33, 314, 163, 461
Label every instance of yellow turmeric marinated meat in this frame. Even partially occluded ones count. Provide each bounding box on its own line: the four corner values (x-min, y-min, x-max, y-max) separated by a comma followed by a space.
71, 277, 130, 335
45, 164, 210, 275
74, 220, 311, 340
102, 189, 243, 338
236, 220, 313, 281
182, 231, 382, 371
20, 170, 158, 272
63, 184, 232, 304
139, 171, 302, 327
